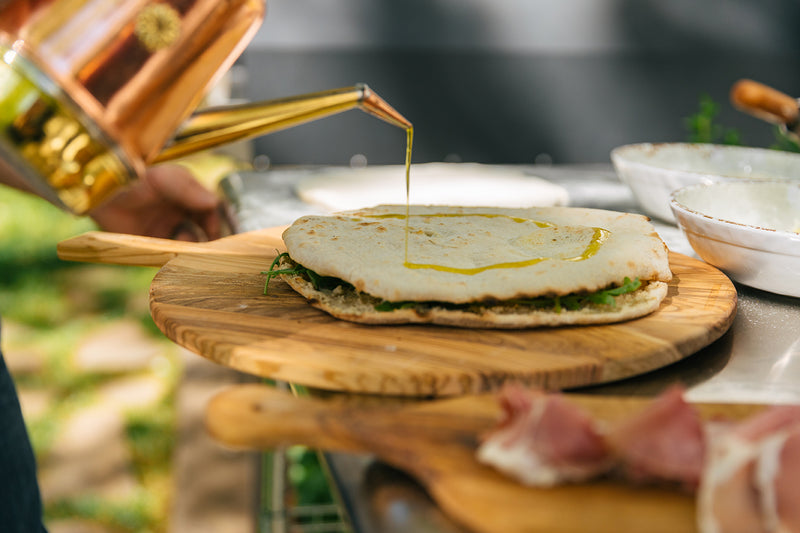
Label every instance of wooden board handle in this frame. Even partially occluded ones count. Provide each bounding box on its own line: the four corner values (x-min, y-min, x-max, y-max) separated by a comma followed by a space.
730, 79, 799, 125
57, 231, 219, 267
205, 384, 378, 453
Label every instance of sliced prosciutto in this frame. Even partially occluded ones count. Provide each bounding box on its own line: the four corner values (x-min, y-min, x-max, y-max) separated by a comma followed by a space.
608, 385, 706, 489
698, 422, 768, 533
698, 405, 800, 533
477, 385, 800, 533
768, 427, 800, 532
476, 384, 612, 487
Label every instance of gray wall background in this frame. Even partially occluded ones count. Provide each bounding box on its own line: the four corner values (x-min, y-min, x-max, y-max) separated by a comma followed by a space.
240, 0, 800, 166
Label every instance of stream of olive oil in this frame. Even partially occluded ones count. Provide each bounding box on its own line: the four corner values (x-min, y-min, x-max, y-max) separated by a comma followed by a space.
404, 126, 413, 264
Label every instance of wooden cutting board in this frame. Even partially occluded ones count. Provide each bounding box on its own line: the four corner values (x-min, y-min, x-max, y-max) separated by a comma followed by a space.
58, 229, 737, 397
206, 384, 764, 533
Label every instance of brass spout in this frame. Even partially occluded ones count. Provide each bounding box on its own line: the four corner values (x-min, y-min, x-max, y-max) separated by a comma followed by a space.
152, 84, 411, 164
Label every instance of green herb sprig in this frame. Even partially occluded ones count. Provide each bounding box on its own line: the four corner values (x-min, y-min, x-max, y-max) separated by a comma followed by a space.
262, 252, 291, 294
262, 253, 353, 294
684, 94, 742, 145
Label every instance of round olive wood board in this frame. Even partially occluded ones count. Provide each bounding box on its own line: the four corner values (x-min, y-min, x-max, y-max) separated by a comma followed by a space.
206, 384, 765, 533
57, 229, 737, 397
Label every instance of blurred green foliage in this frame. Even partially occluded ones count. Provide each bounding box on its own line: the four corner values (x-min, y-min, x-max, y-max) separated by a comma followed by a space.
770, 127, 800, 153
1, 186, 179, 532
685, 94, 742, 145
45, 492, 155, 532
685, 93, 800, 152
287, 446, 337, 506
0, 188, 94, 267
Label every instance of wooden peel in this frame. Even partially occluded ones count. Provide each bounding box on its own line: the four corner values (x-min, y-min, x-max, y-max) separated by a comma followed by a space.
730, 79, 799, 127
56, 227, 286, 267
58, 227, 737, 396
206, 384, 764, 533
144, 249, 736, 396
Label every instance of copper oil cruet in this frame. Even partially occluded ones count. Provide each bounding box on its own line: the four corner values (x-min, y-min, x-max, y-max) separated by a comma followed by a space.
0, 0, 411, 214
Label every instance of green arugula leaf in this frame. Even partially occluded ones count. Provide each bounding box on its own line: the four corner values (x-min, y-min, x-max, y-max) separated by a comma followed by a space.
585, 277, 641, 306
262, 253, 353, 294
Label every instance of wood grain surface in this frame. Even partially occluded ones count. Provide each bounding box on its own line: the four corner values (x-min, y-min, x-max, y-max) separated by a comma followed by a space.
206, 384, 764, 533
58, 229, 737, 396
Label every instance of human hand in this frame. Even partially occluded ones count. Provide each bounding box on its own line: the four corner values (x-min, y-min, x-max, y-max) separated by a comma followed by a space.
89, 164, 231, 241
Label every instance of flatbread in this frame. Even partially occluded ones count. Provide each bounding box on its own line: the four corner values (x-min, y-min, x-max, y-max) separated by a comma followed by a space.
278, 255, 668, 328
276, 205, 672, 329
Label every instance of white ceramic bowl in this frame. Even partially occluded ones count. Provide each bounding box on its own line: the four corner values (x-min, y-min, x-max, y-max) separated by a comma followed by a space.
669, 180, 800, 297
611, 143, 800, 223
